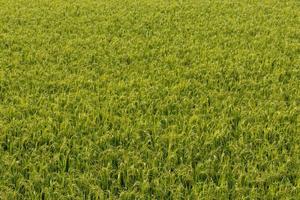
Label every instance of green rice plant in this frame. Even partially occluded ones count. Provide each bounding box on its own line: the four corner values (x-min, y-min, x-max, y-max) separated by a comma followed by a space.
0, 0, 299, 199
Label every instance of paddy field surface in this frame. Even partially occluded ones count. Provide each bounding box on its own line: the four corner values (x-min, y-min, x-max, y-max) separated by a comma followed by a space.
0, 0, 299, 199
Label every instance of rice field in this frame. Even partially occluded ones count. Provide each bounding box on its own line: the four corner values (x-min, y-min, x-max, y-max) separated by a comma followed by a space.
0, 0, 299, 199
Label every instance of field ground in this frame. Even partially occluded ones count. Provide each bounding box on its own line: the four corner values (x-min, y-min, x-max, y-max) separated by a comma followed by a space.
0, 0, 299, 199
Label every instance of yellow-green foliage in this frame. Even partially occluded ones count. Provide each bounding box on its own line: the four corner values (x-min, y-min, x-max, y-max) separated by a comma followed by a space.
0, 0, 299, 199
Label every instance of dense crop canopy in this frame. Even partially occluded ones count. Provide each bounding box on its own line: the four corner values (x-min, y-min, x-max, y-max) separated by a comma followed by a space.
0, 0, 299, 199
